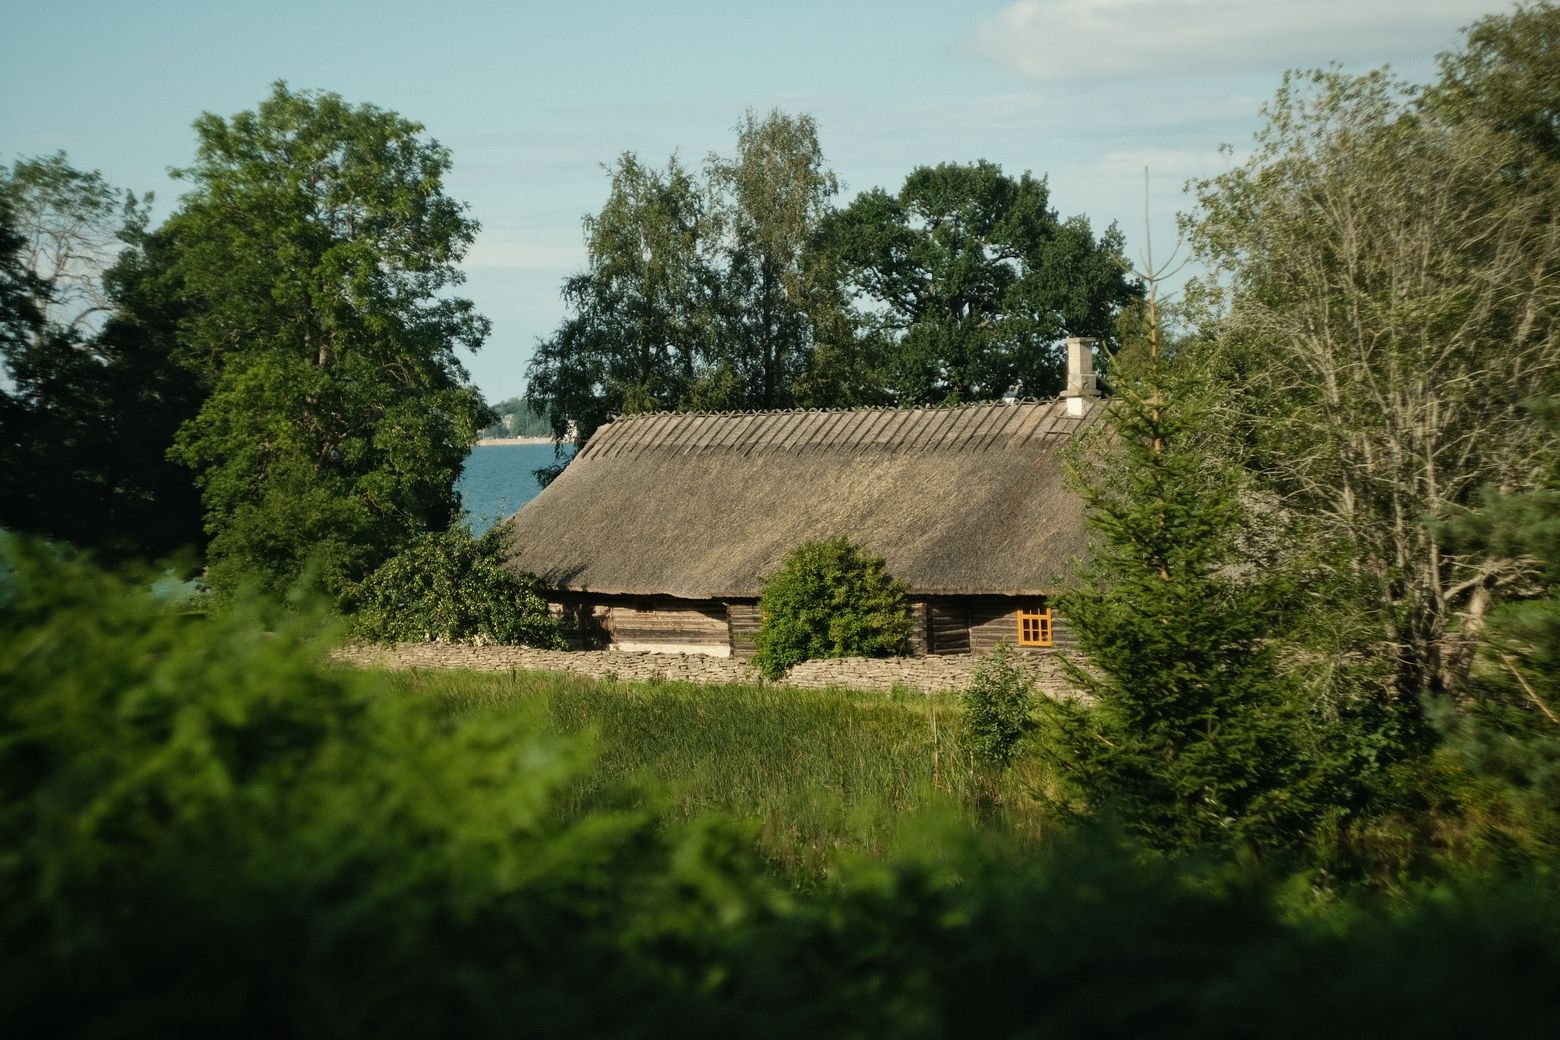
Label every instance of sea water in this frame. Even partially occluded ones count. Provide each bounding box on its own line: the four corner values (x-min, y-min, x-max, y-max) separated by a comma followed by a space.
456, 443, 572, 534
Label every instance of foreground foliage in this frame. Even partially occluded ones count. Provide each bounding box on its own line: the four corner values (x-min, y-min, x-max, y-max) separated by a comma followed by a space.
751, 537, 913, 679
409, 667, 999, 874
5, 539, 1560, 1038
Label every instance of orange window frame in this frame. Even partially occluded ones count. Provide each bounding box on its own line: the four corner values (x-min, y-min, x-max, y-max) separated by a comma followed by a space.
1017, 608, 1053, 647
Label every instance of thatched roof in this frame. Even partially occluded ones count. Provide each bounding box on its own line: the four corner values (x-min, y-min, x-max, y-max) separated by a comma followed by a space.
498, 399, 1099, 600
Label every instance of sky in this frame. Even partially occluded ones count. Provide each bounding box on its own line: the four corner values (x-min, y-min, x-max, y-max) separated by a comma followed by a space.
1, 0, 1513, 403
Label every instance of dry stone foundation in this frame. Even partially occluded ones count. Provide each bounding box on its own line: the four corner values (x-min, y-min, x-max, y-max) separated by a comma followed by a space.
330, 642, 1077, 698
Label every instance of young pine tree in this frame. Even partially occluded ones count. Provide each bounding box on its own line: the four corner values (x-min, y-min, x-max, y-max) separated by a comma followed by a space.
1044, 296, 1319, 856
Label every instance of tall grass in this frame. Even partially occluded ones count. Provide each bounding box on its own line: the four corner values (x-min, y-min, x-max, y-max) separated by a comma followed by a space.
378, 667, 1050, 875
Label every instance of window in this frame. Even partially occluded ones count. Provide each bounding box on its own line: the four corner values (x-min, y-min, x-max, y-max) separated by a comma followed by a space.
1017, 608, 1052, 647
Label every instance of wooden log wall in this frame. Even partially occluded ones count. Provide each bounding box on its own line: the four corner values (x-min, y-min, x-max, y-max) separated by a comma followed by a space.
726, 601, 760, 659
969, 599, 1023, 655
928, 601, 971, 655
549, 593, 1074, 659
550, 595, 731, 654
908, 601, 929, 656
924, 596, 1075, 655
606, 598, 730, 655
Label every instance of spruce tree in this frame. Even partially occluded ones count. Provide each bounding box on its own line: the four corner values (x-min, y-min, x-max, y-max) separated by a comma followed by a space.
1044, 292, 1318, 855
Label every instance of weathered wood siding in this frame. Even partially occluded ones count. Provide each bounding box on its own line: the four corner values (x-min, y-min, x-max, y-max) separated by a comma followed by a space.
908, 601, 929, 656
928, 601, 971, 655
550, 595, 731, 655
606, 598, 729, 655
968, 598, 1022, 654
925, 596, 1073, 655
726, 600, 760, 659
549, 592, 1072, 659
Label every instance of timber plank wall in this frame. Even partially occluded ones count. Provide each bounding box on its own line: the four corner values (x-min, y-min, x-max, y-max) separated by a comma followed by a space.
553, 593, 1073, 659
927, 596, 1076, 655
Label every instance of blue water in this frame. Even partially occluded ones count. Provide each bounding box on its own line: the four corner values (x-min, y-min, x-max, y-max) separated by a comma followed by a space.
457, 443, 572, 534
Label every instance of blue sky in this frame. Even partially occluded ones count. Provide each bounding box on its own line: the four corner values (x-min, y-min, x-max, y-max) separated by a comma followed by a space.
2, 0, 1510, 401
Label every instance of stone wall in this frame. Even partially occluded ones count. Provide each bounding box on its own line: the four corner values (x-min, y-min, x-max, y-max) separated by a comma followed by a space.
330, 642, 1078, 698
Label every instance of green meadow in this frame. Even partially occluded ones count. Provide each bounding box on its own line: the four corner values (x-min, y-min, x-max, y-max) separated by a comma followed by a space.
386, 667, 1049, 876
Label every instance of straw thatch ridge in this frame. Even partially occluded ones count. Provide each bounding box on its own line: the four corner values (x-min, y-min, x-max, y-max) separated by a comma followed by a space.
498, 398, 1099, 601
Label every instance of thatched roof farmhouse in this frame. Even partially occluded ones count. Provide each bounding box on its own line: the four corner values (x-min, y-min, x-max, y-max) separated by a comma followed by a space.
499, 339, 1103, 658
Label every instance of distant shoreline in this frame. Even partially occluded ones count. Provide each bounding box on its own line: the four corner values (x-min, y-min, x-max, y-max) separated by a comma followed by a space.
473, 436, 555, 447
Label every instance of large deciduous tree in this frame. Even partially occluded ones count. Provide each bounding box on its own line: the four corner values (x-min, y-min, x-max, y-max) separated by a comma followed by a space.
526, 152, 718, 449
0, 200, 42, 372
1190, 31, 1560, 702
708, 109, 844, 409
164, 83, 492, 597
1, 153, 151, 340
819, 160, 1137, 404
527, 110, 853, 454
0, 158, 204, 563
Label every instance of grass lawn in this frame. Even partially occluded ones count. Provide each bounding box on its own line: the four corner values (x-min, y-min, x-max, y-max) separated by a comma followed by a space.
375, 666, 1053, 876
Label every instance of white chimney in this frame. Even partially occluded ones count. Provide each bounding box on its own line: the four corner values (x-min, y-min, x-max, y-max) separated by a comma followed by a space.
1063, 337, 1098, 416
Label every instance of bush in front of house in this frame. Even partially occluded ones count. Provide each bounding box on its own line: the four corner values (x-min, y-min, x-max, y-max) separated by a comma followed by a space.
350, 525, 565, 646
752, 537, 913, 679
962, 642, 1036, 774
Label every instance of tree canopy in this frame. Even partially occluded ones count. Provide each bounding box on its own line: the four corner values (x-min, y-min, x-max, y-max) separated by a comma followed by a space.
528, 125, 1139, 456
820, 160, 1138, 404
526, 110, 849, 451
0, 157, 205, 563
162, 83, 492, 597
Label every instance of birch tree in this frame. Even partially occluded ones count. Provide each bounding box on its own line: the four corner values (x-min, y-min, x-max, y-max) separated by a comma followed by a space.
0, 153, 150, 340
526, 152, 720, 449
1190, 62, 1560, 701
709, 109, 841, 408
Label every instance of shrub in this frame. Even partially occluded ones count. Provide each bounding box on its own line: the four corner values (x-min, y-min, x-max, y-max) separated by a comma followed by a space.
350, 525, 564, 646
0, 537, 756, 1036
8, 539, 1560, 1037
751, 537, 912, 679
962, 642, 1036, 775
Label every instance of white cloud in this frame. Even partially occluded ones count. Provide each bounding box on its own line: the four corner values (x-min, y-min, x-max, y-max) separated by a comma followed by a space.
974, 0, 1501, 80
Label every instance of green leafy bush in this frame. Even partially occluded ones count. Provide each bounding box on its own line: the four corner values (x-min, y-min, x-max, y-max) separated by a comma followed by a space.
350, 525, 564, 646
751, 537, 913, 679
962, 642, 1036, 775
0, 537, 764, 1036
7, 538, 1560, 1037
